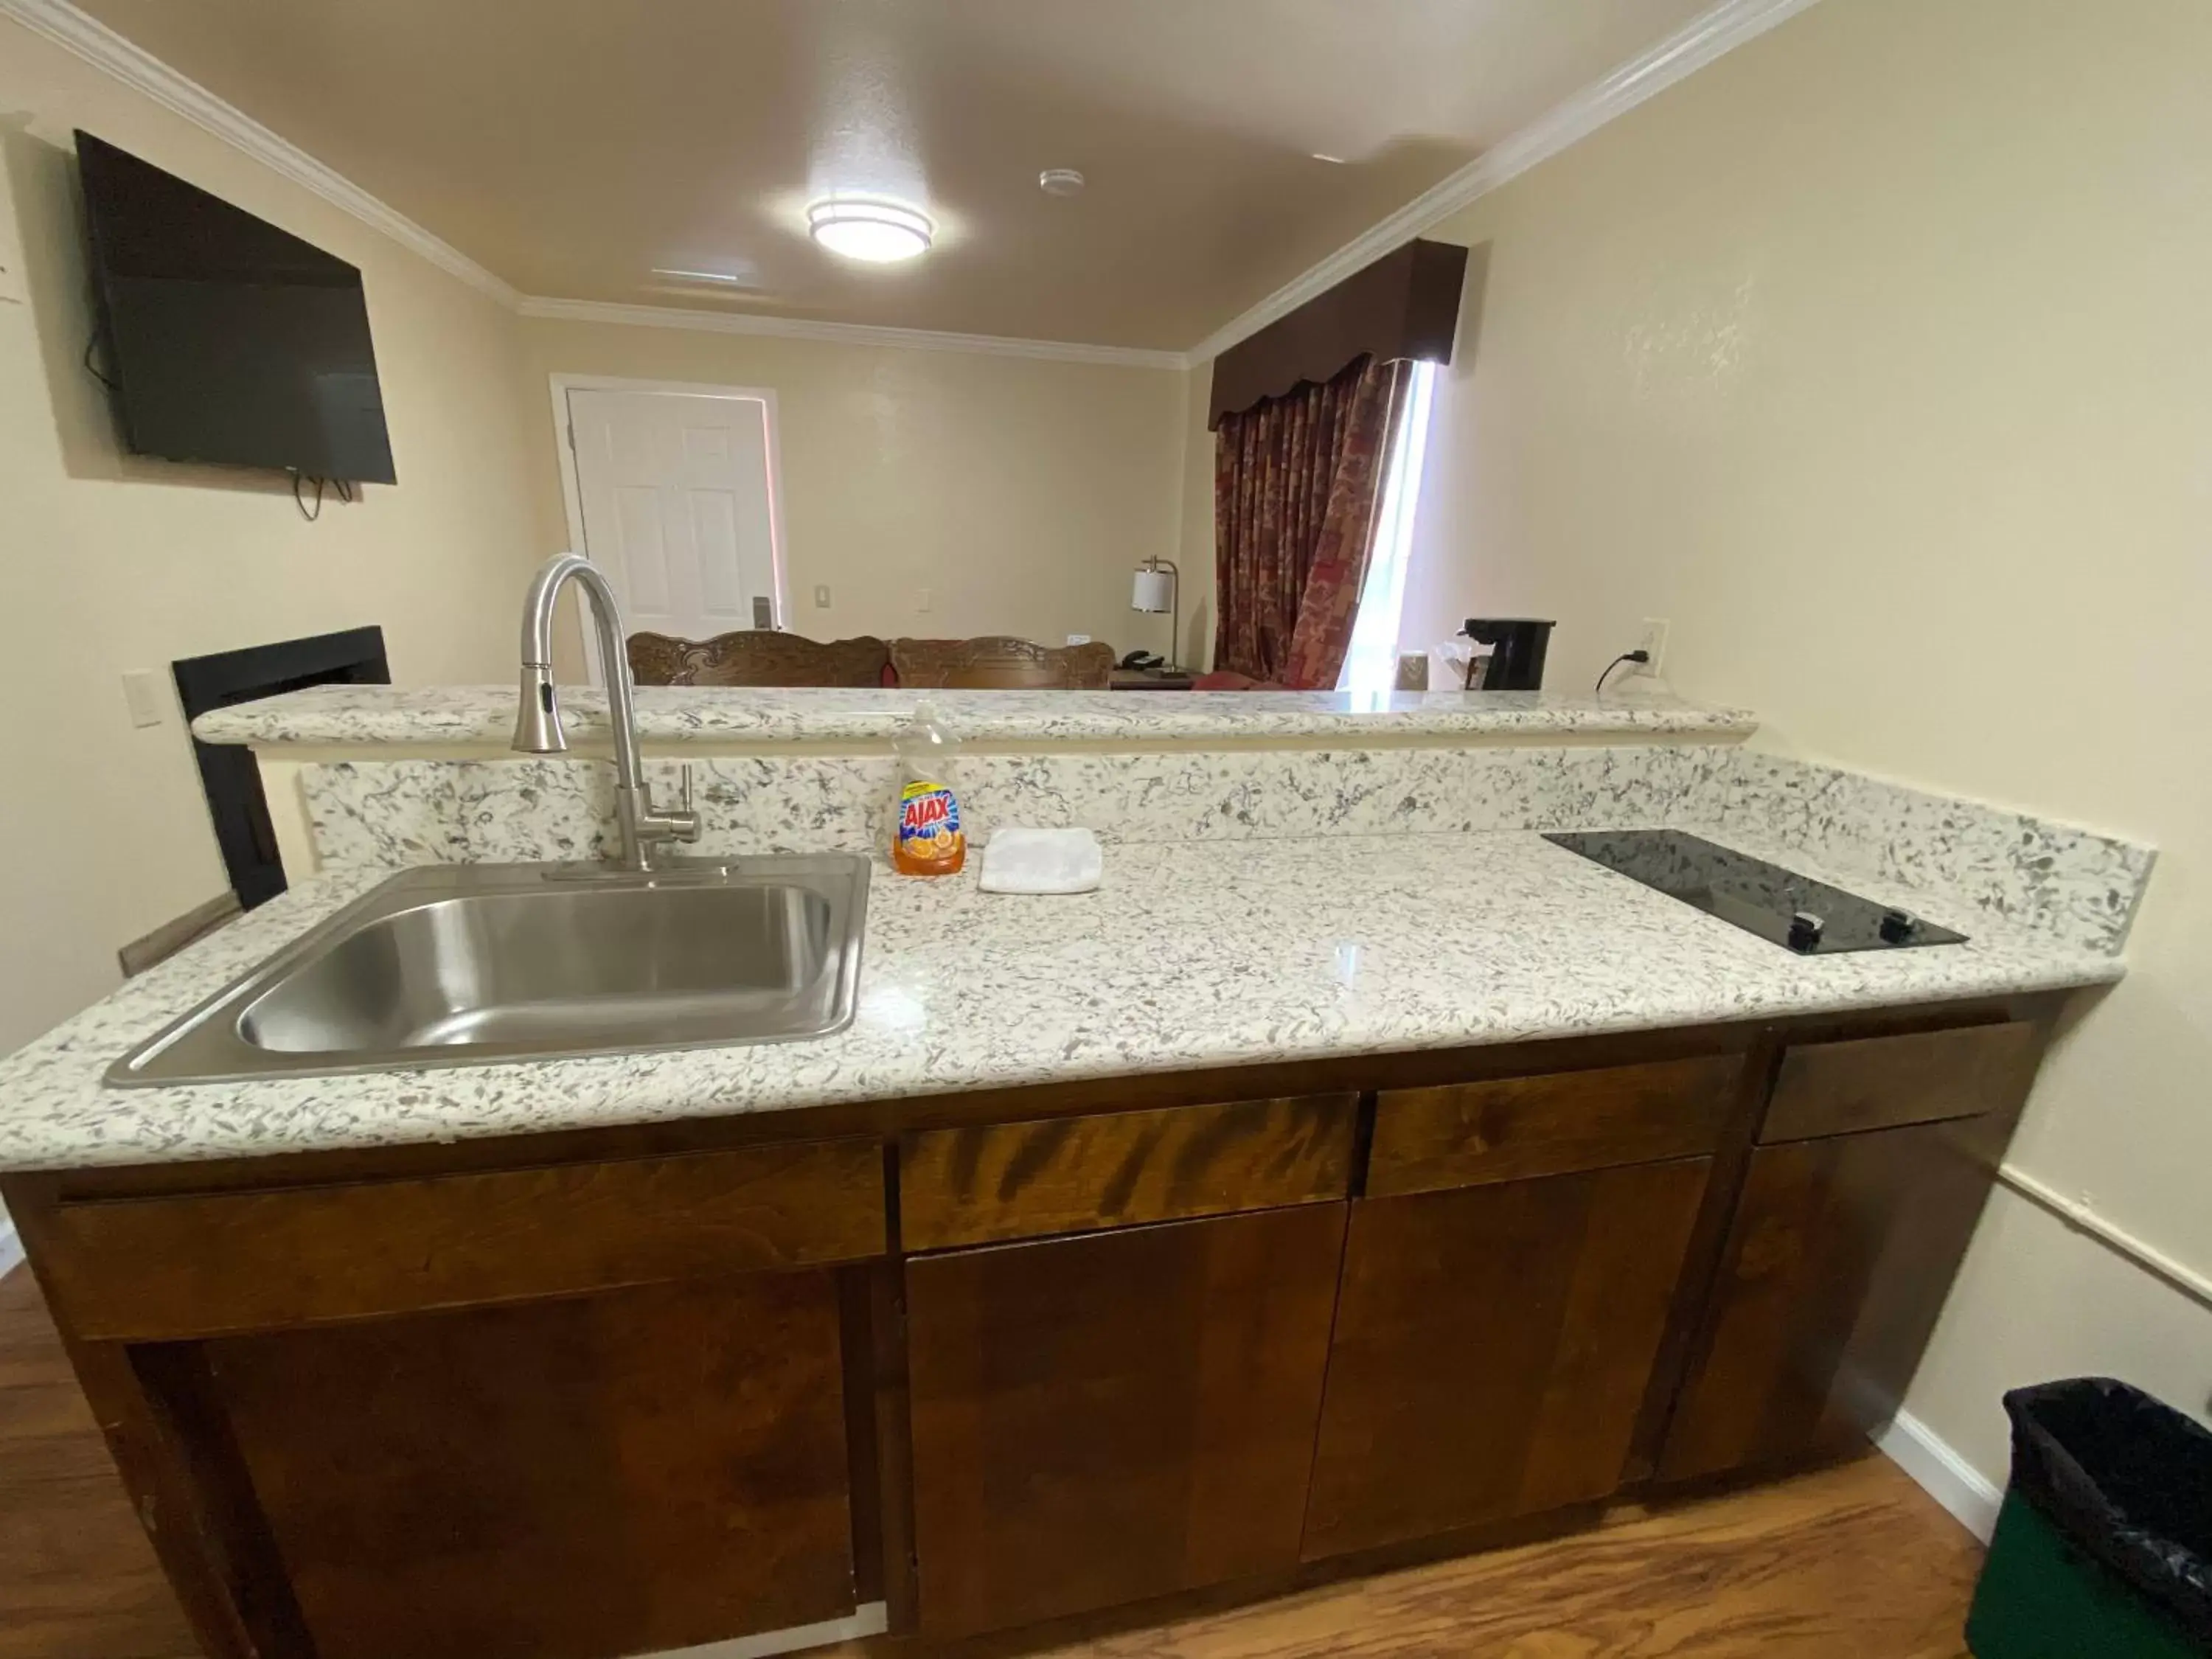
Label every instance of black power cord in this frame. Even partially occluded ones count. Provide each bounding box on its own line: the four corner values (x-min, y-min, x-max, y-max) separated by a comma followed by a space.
291, 471, 327, 521
1595, 649, 1651, 695
82, 333, 118, 392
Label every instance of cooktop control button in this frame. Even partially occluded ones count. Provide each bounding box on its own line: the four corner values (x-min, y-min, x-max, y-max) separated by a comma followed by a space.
1879, 908, 1920, 944
1787, 911, 1826, 952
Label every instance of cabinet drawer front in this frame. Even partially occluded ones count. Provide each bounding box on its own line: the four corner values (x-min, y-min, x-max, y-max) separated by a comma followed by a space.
1760, 1021, 2041, 1143
900, 1093, 1357, 1251
1368, 1056, 1740, 1197
42, 1140, 888, 1340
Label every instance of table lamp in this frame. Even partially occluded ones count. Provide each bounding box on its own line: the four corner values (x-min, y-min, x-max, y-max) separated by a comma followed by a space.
1130, 557, 1180, 670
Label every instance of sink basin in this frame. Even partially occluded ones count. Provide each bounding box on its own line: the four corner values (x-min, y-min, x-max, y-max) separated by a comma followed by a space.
108, 856, 870, 1086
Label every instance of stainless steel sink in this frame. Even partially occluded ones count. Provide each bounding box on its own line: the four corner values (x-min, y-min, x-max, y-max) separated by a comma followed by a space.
108, 857, 870, 1086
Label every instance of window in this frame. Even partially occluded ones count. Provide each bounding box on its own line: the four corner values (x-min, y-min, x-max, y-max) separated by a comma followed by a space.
1340, 360, 1439, 698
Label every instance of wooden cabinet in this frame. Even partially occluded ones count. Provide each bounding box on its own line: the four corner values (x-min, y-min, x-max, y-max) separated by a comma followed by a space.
1759, 1020, 2038, 1143
7, 1004, 2062, 1659
1659, 1119, 2002, 1481
1304, 1158, 1711, 1559
1368, 1055, 1741, 1196
199, 1273, 864, 1659
905, 1203, 1346, 1639
900, 1093, 1355, 1250
1660, 1020, 2045, 1484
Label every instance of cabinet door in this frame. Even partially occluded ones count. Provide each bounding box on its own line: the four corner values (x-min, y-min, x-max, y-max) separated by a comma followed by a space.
1659, 1118, 1997, 1482
1303, 1158, 1711, 1559
905, 1203, 1346, 1639
203, 1271, 862, 1659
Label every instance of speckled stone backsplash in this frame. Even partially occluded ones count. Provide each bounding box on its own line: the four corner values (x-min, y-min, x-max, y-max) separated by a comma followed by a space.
295, 744, 2153, 956
1688, 753, 2154, 956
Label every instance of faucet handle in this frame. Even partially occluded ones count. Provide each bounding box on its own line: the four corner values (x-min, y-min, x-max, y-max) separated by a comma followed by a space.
644, 763, 703, 846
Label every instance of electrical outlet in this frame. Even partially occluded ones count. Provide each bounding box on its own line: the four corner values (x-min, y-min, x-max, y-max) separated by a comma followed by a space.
1065, 633, 1091, 646
121, 669, 167, 728
1635, 618, 1670, 675
812, 584, 831, 609
915, 587, 933, 613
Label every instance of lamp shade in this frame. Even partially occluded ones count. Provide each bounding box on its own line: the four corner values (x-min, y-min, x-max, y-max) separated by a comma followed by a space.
1131, 568, 1174, 613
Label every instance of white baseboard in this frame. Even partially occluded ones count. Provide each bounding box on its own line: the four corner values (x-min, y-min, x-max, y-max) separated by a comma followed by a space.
1876, 1408, 2003, 1542
0, 1216, 22, 1280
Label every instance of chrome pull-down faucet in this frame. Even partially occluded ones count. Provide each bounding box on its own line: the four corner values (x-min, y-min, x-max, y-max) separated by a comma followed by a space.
512, 552, 701, 872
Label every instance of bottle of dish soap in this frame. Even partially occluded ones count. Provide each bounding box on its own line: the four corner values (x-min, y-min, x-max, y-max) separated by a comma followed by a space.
891, 702, 965, 876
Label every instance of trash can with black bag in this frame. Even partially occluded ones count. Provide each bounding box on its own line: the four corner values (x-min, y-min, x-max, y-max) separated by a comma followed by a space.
1966, 1378, 2212, 1657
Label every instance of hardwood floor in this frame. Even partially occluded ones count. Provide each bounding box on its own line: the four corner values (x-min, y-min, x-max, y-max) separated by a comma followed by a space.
0, 1268, 199, 1659
0, 1265, 1981, 1659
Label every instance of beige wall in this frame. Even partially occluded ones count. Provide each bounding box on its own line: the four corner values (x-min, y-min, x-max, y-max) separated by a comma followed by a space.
515, 319, 1188, 666
1172, 361, 1217, 671
1405, 0, 2212, 1481
0, 16, 543, 1055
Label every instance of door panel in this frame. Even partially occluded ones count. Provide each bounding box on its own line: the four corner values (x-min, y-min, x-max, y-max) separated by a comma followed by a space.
905, 1204, 1346, 1639
1304, 1158, 1711, 1559
204, 1273, 858, 1659
567, 387, 779, 675
1659, 1118, 1999, 1481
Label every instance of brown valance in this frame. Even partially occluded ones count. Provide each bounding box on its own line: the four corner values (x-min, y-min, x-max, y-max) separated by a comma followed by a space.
1207, 238, 1468, 429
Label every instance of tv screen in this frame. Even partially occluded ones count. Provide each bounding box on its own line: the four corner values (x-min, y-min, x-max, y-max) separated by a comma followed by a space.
76, 131, 397, 484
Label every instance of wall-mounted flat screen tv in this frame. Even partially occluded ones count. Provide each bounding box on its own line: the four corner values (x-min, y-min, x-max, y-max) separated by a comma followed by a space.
75, 131, 397, 484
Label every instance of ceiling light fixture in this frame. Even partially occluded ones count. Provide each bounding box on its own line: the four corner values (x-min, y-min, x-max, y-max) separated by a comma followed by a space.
806, 196, 933, 263
1038, 168, 1085, 197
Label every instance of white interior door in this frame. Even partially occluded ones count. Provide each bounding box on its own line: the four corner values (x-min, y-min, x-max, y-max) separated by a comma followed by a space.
563, 386, 784, 682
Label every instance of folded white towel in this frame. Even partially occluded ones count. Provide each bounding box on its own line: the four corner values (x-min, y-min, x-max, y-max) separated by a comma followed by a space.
978, 827, 1104, 894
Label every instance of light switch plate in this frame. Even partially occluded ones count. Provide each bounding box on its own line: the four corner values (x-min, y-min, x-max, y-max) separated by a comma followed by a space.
915, 587, 933, 613
813, 584, 831, 608
122, 669, 167, 728
1065, 634, 1091, 646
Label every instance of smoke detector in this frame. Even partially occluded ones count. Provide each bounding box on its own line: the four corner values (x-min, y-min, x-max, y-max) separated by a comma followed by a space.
1038, 168, 1085, 197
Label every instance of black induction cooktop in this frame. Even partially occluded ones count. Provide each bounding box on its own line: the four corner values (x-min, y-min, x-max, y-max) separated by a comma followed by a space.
1543, 829, 1966, 955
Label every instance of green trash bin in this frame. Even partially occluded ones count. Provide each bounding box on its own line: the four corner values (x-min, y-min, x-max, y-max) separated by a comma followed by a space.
1966, 1379, 2212, 1658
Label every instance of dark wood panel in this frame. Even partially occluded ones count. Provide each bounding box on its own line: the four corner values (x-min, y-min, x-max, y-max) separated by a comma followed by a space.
204, 1273, 858, 1659
1304, 1159, 1711, 1559
0, 1268, 1986, 1659
1761, 1020, 2040, 1142
626, 629, 889, 688
39, 1139, 886, 1340
900, 1093, 1356, 1250
1368, 1057, 1739, 1196
1660, 1119, 2000, 1482
890, 636, 1116, 689
906, 1204, 1346, 1639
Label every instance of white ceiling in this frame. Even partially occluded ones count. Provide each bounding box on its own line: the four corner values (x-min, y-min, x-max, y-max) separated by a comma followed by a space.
66, 0, 1722, 350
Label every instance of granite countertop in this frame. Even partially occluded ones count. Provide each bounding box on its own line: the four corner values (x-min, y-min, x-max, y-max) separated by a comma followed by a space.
190, 684, 1759, 749
0, 830, 2118, 1173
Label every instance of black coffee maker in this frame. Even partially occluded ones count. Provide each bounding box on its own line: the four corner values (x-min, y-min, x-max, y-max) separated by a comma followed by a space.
1462, 618, 1556, 690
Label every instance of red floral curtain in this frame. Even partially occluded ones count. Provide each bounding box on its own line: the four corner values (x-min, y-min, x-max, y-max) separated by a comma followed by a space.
1211, 355, 1409, 689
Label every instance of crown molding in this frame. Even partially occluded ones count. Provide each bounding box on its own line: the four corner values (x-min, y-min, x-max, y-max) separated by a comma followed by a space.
0, 0, 518, 305
1186, 0, 1825, 364
3, 0, 1820, 370
518, 296, 1192, 371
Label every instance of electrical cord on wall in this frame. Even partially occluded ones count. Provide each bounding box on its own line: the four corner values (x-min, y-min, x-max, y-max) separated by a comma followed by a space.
82, 334, 118, 392
291, 471, 327, 521
1594, 649, 1650, 695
